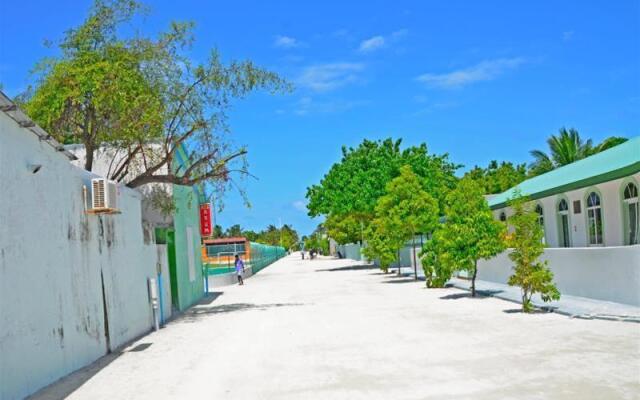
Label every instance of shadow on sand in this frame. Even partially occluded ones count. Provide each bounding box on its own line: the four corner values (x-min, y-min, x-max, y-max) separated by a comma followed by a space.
28, 348, 124, 400
197, 291, 224, 304
503, 308, 553, 315
316, 264, 377, 272
181, 302, 305, 322
381, 278, 419, 284
439, 289, 504, 300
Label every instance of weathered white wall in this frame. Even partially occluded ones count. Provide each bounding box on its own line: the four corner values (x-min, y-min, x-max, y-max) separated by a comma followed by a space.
493, 174, 640, 248
477, 246, 640, 306
0, 112, 160, 399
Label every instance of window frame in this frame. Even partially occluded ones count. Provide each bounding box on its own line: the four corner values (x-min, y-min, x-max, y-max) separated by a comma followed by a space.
556, 196, 572, 248
620, 178, 640, 246
535, 202, 546, 245
584, 188, 604, 246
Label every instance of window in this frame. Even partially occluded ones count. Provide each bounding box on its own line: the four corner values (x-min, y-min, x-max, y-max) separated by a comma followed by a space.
557, 199, 571, 247
535, 204, 544, 226
586, 192, 603, 245
623, 182, 639, 245
536, 204, 546, 244
499, 211, 507, 222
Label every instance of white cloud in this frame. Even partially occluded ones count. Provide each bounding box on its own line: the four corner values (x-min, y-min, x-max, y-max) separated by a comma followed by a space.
292, 200, 307, 211
357, 30, 408, 53
563, 31, 574, 42
417, 58, 526, 89
391, 29, 409, 39
293, 96, 370, 115
358, 36, 385, 53
297, 62, 365, 92
274, 35, 302, 49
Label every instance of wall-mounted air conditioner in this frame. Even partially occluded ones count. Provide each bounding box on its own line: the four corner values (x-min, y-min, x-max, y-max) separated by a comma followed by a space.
91, 178, 118, 210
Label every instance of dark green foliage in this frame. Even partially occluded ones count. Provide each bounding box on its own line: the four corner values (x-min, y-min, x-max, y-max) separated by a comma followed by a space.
464, 160, 527, 194
306, 138, 459, 245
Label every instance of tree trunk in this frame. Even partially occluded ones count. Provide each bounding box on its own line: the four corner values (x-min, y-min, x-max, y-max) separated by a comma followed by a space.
471, 259, 478, 297
397, 249, 401, 276
412, 235, 418, 280
84, 142, 94, 171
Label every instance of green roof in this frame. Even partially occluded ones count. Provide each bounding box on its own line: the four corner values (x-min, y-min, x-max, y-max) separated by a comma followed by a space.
488, 136, 640, 209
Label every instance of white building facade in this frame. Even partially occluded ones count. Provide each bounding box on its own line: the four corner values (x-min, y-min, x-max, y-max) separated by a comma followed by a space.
480, 137, 640, 306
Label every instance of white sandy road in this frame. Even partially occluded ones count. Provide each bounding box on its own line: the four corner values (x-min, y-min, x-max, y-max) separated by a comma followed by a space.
31, 254, 640, 400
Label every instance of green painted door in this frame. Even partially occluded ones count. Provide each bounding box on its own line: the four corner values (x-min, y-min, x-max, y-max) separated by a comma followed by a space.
166, 230, 179, 308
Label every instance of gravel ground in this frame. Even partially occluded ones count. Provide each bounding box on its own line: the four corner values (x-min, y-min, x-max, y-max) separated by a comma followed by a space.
31, 254, 640, 400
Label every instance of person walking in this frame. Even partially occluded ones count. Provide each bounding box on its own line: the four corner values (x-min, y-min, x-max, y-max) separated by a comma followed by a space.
234, 254, 245, 285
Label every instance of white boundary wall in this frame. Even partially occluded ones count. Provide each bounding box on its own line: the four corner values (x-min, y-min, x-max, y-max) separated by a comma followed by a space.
0, 111, 160, 399
478, 246, 640, 306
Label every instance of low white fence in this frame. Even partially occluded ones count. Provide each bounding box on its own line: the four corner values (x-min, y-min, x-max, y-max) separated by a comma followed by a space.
478, 246, 640, 306
336, 235, 639, 306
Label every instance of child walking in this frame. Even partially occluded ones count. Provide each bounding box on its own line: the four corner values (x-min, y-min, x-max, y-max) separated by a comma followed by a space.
235, 254, 245, 285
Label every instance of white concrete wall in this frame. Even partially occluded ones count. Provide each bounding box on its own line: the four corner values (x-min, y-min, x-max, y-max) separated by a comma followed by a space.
477, 246, 640, 306
336, 243, 363, 261
207, 268, 255, 288
0, 113, 161, 399
493, 174, 640, 248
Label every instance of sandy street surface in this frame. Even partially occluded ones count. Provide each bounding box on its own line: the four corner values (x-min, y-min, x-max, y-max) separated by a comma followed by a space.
32, 254, 640, 400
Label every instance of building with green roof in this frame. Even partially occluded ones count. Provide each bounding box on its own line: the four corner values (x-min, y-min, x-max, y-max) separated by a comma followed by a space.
489, 136, 639, 248
476, 138, 639, 306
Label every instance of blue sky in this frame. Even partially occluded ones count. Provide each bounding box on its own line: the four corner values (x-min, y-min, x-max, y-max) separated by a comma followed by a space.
1, 1, 639, 235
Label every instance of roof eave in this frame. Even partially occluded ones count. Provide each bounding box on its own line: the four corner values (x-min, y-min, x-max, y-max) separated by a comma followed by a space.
490, 161, 640, 209
0, 90, 77, 161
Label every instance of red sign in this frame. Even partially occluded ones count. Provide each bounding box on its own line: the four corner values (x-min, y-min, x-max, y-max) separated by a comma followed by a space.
199, 203, 212, 236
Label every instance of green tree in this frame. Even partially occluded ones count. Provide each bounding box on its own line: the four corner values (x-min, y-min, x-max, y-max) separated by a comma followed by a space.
249, 224, 300, 251
24, 0, 289, 199
464, 160, 527, 194
24, 0, 164, 171
324, 213, 366, 245
213, 224, 224, 238
280, 224, 300, 251
529, 128, 627, 176
440, 178, 506, 296
307, 138, 458, 244
242, 230, 259, 242
361, 224, 397, 273
506, 192, 561, 312
419, 228, 455, 288
372, 165, 439, 279
225, 224, 243, 238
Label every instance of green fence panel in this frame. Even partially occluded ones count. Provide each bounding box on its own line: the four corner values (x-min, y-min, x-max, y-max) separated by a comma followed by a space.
248, 242, 286, 274
204, 242, 285, 277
